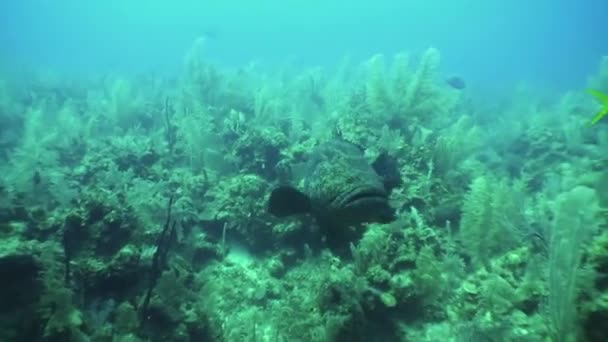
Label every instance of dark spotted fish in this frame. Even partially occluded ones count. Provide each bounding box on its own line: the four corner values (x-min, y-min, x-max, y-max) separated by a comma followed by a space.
268, 141, 396, 232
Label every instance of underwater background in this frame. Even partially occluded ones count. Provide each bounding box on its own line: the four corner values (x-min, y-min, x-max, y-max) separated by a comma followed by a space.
1, 0, 608, 341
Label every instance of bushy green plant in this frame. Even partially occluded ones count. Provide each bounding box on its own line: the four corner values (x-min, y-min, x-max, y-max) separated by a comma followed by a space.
181, 37, 222, 107
365, 54, 395, 119
4, 105, 66, 207
459, 175, 528, 268
402, 48, 441, 115
545, 186, 601, 342
412, 245, 448, 305
365, 48, 442, 126
432, 115, 483, 179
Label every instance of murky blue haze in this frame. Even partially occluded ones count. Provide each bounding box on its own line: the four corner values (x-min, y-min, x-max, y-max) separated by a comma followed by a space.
1, 0, 606, 95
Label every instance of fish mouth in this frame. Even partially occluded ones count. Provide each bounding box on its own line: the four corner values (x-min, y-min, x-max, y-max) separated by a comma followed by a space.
332, 186, 388, 209
328, 186, 395, 224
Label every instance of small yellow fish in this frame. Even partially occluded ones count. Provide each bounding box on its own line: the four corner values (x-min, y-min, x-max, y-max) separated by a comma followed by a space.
587, 89, 608, 125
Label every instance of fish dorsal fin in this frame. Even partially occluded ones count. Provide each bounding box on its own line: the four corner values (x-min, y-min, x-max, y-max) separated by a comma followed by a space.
268, 185, 312, 217
588, 89, 608, 125
371, 152, 402, 192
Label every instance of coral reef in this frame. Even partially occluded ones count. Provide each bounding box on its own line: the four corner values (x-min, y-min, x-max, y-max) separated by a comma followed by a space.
0, 41, 606, 342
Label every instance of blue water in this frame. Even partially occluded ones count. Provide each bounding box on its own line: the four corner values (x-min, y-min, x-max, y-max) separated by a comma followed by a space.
1, 1, 607, 93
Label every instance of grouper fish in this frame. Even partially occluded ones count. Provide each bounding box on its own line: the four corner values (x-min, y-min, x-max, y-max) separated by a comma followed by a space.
267, 141, 397, 233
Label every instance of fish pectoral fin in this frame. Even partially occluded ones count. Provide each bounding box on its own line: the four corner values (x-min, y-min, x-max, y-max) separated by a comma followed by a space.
590, 108, 608, 125
268, 186, 312, 217
588, 89, 608, 105
587, 89, 608, 125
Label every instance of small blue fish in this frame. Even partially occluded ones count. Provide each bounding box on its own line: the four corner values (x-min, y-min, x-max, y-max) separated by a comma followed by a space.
201, 29, 218, 40
446, 76, 466, 90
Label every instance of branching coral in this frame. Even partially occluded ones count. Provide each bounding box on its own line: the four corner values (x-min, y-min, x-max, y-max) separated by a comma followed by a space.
1, 34, 607, 342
